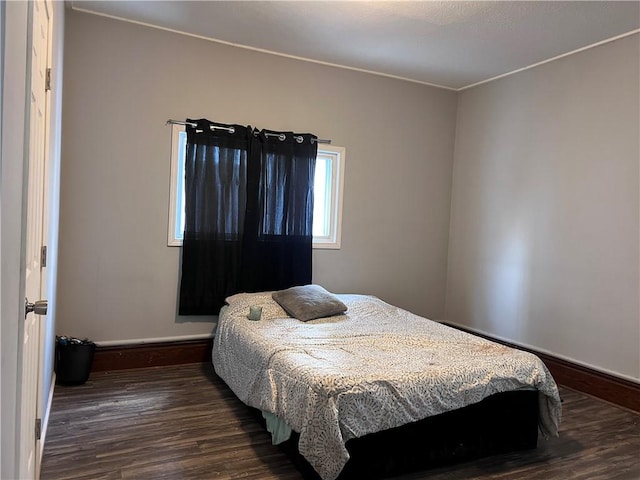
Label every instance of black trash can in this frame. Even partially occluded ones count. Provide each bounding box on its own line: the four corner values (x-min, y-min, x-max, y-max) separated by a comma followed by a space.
55, 336, 96, 385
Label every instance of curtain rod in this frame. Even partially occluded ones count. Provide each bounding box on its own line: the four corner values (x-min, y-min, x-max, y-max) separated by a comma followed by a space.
166, 119, 331, 144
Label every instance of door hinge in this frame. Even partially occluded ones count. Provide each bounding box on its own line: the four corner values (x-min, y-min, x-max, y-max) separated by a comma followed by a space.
41, 245, 47, 268
35, 418, 42, 440
45, 68, 51, 91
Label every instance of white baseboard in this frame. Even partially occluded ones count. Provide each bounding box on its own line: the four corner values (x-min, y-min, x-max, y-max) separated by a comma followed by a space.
95, 333, 215, 347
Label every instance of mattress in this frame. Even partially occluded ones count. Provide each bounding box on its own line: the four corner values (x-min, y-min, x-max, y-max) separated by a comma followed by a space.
212, 292, 562, 480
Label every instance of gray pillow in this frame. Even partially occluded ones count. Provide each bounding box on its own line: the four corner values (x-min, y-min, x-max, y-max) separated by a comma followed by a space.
272, 284, 347, 322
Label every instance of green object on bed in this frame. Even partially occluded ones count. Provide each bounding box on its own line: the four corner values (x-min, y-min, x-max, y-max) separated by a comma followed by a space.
262, 411, 292, 445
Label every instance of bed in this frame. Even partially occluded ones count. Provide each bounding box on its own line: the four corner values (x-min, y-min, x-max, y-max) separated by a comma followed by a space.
212, 288, 562, 480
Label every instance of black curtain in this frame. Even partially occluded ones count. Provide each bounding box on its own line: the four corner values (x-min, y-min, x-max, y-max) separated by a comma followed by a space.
178, 119, 317, 315
242, 130, 318, 292
178, 119, 251, 315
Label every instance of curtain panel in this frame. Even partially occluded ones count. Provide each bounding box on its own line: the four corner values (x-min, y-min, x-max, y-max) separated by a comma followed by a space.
179, 119, 318, 315
178, 119, 251, 315
242, 130, 318, 293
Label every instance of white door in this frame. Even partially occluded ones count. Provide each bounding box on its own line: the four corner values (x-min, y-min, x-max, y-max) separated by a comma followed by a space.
19, 1, 51, 478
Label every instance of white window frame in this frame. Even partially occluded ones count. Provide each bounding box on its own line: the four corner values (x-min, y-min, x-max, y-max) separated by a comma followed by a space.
167, 124, 186, 246
168, 124, 345, 249
312, 144, 345, 249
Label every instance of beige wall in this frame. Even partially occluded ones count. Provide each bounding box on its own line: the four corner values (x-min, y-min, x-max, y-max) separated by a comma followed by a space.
446, 35, 639, 380
57, 11, 457, 343
59, 10, 639, 382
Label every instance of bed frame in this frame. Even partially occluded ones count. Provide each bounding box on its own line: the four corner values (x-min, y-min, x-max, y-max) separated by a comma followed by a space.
275, 389, 539, 479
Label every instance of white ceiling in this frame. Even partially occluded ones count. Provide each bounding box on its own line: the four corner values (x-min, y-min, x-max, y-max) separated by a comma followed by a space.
70, 1, 640, 91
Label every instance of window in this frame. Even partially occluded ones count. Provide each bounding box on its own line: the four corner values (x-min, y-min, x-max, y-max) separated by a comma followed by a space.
311, 144, 345, 249
168, 124, 345, 249
168, 125, 187, 246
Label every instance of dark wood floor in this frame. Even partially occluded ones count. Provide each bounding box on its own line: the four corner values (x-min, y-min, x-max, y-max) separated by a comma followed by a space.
41, 363, 640, 480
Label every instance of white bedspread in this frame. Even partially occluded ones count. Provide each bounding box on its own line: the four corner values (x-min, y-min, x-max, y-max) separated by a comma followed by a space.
212, 292, 562, 480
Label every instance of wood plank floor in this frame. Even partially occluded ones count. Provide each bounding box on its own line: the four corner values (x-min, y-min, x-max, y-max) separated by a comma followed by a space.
41, 363, 640, 480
